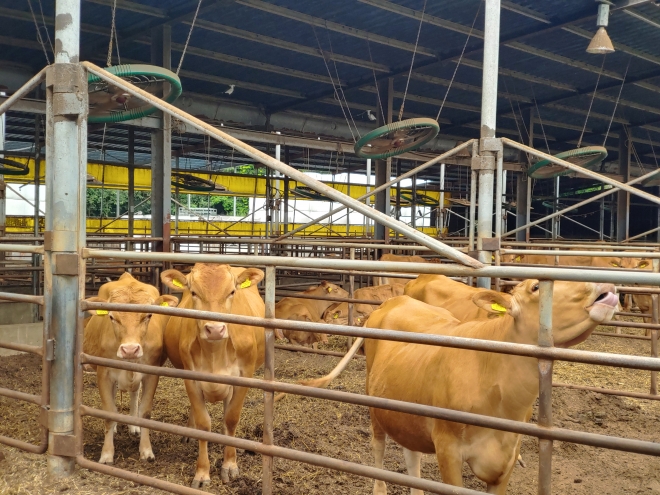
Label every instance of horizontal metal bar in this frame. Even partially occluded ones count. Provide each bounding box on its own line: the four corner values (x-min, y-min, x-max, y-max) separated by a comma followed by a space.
80, 356, 660, 456
0, 67, 47, 118
616, 286, 660, 294
554, 383, 660, 401
79, 405, 477, 495
0, 387, 42, 405
80, 302, 660, 372
609, 320, 660, 330
502, 249, 660, 258
0, 340, 43, 356
82, 249, 660, 285
271, 293, 384, 306
0, 292, 44, 305
0, 244, 44, 254
615, 311, 652, 317
593, 331, 651, 341
275, 343, 366, 359
0, 434, 47, 454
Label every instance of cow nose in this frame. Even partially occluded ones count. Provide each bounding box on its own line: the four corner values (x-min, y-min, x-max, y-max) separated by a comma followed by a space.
119, 343, 141, 359
204, 323, 227, 340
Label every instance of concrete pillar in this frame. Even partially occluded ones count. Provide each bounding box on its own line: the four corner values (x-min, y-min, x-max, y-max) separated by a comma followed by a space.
127, 128, 135, 242
617, 131, 630, 242
515, 173, 528, 242
45, 0, 87, 476
375, 77, 393, 243
150, 25, 172, 252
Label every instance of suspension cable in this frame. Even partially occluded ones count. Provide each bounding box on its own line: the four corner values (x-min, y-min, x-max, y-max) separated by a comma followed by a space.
106, 0, 118, 67
578, 55, 607, 148
176, 0, 204, 75
398, 0, 428, 122
27, 0, 50, 64
602, 57, 632, 147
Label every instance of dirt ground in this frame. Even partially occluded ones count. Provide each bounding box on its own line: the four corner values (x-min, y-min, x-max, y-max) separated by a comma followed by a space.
2, 324, 660, 495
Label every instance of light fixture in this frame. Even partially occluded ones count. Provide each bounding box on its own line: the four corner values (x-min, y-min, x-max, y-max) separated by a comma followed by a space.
587, 1, 615, 54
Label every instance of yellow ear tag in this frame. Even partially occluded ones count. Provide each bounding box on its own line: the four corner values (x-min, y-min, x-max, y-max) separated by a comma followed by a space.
491, 303, 507, 313
640, 263, 649, 268
240, 279, 251, 289
333, 313, 338, 319
96, 310, 108, 316
515, 256, 521, 262
610, 262, 619, 267
160, 302, 170, 307
172, 279, 184, 288
327, 287, 332, 293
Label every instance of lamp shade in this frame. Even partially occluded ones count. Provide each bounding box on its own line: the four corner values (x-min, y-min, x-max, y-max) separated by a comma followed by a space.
587, 27, 615, 54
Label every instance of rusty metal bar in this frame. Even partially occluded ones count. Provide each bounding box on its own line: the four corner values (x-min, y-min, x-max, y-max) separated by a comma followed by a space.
537, 280, 554, 495
0, 292, 44, 305
0, 433, 48, 454
651, 293, 659, 396
592, 331, 651, 341
0, 387, 42, 405
0, 244, 44, 254
79, 406, 480, 495
263, 266, 275, 495
553, 383, 660, 401
80, 354, 660, 456
0, 67, 47, 118
0, 341, 43, 355
80, 301, 660, 371
83, 249, 660, 286
617, 287, 660, 294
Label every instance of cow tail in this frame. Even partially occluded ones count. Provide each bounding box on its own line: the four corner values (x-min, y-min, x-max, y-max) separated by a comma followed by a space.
274, 337, 364, 402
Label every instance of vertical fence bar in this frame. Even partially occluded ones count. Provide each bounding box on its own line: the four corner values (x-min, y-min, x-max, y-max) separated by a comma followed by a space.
262, 266, 276, 494
538, 280, 554, 495
46, 0, 86, 477
347, 247, 355, 349
652, 260, 659, 395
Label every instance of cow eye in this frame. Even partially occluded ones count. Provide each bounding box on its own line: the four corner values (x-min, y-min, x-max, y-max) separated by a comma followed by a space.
230, 290, 236, 297
191, 291, 197, 298
146, 314, 152, 319
532, 284, 539, 292
108, 314, 114, 321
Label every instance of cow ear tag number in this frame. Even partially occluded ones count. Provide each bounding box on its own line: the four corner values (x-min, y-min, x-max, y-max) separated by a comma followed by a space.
96, 310, 109, 316
240, 279, 251, 289
491, 303, 507, 313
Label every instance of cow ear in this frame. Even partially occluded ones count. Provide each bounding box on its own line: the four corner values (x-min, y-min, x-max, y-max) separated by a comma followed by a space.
118, 272, 134, 281
320, 280, 329, 287
155, 295, 179, 308
85, 296, 110, 316
235, 268, 264, 290
472, 291, 515, 317
161, 269, 188, 291
638, 261, 649, 269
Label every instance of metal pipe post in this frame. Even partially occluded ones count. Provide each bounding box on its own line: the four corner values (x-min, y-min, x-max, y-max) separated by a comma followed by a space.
127, 128, 135, 247
476, 0, 501, 288
652, 259, 659, 395
617, 132, 630, 242
347, 247, 355, 349
538, 280, 554, 495
263, 266, 276, 494
469, 170, 477, 252
439, 162, 446, 235
46, 0, 87, 476
33, 88, 42, 301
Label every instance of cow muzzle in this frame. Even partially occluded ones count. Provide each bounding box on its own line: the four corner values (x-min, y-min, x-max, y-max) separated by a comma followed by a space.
588, 284, 619, 323
118, 343, 143, 359
204, 322, 228, 341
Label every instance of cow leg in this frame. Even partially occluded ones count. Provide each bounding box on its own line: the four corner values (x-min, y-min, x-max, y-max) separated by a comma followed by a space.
128, 381, 141, 437
402, 448, 423, 495
220, 386, 248, 482
370, 416, 387, 495
181, 409, 196, 444
432, 435, 463, 487
98, 369, 118, 465
312, 342, 318, 350
137, 374, 159, 462
184, 379, 212, 489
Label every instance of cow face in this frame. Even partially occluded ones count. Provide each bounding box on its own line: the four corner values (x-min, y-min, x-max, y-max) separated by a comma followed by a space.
318, 280, 349, 298
87, 290, 178, 359
161, 264, 264, 342
472, 279, 618, 347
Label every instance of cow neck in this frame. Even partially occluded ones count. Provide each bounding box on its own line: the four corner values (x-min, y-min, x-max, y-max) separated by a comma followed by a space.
305, 288, 343, 318
195, 332, 238, 370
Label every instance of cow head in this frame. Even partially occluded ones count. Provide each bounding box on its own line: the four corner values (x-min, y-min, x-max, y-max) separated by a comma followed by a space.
317, 280, 349, 297
161, 264, 264, 342
87, 289, 178, 359
471, 279, 618, 347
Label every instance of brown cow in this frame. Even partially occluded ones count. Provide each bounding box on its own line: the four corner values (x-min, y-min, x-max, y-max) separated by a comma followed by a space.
161, 264, 265, 489
322, 284, 404, 326
374, 253, 428, 286
274, 281, 348, 347
365, 280, 618, 494
83, 272, 178, 464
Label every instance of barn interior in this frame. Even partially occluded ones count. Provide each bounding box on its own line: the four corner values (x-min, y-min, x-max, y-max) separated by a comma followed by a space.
1, 1, 660, 494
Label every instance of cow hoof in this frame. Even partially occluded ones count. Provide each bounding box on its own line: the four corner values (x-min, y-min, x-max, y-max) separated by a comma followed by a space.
220, 466, 239, 483
140, 450, 155, 462
98, 454, 114, 465
180, 436, 192, 444
129, 426, 141, 437
191, 479, 211, 490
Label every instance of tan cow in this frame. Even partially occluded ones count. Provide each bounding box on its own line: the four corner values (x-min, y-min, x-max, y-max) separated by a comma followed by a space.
365, 280, 618, 494
161, 264, 265, 489
504, 253, 625, 268
322, 284, 404, 326
375, 253, 428, 286
274, 281, 348, 347
83, 272, 178, 464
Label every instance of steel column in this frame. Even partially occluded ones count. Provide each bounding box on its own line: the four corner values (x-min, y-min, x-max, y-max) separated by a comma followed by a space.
45, 0, 87, 476
439, 162, 446, 235
150, 25, 172, 253
33, 94, 42, 302
538, 280, 554, 495
263, 266, 276, 494
127, 128, 135, 244
375, 78, 393, 243
617, 131, 630, 242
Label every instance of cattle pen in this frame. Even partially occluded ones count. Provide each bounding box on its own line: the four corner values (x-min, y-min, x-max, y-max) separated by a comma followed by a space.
3, 0, 660, 494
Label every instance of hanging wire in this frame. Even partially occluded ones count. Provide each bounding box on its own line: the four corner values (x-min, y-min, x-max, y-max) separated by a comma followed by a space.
366, 41, 386, 120
27, 0, 50, 64
325, 30, 360, 139
176, 0, 204, 75
502, 77, 532, 166
36, 0, 53, 53
113, 15, 122, 65
529, 84, 551, 154
646, 127, 659, 170
435, 0, 482, 121
398, 0, 428, 122
312, 27, 357, 142
578, 55, 607, 148
106, 0, 118, 67
602, 57, 632, 147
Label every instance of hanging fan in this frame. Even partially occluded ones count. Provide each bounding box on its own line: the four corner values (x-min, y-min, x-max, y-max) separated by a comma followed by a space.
641, 169, 660, 187
171, 173, 226, 192
88, 64, 182, 124
526, 146, 608, 179
354, 118, 440, 160
398, 192, 438, 207
0, 158, 29, 176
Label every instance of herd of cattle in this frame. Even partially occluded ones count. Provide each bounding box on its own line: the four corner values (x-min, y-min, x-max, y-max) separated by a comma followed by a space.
81, 251, 649, 493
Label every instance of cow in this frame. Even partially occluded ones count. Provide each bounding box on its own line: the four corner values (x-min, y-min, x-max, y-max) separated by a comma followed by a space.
161, 264, 265, 489
364, 279, 618, 494
274, 281, 348, 347
375, 253, 428, 286
322, 284, 404, 326
83, 272, 179, 465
